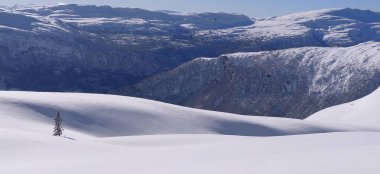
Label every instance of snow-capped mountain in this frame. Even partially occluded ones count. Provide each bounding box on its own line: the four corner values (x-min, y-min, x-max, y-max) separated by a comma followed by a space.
214, 8, 380, 47
120, 42, 380, 118
1, 5, 380, 94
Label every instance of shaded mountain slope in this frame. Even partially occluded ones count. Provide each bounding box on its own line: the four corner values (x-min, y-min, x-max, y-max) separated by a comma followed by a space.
120, 42, 380, 118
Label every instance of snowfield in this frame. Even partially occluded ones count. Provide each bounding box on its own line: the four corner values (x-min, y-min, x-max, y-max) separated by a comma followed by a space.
0, 91, 353, 137
2, 132, 380, 174
308, 87, 380, 129
1, 90, 380, 174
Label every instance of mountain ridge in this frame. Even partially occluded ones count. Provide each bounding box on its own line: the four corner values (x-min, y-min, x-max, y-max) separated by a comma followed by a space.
119, 42, 380, 118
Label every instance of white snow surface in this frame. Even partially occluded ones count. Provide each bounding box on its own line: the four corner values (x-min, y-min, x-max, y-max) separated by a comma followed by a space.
308, 87, 380, 129
202, 8, 380, 46
1, 91, 380, 174
2, 5, 379, 47
0, 91, 352, 137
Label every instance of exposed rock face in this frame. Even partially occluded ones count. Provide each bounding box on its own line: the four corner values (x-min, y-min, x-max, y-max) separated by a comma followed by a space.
121, 42, 380, 118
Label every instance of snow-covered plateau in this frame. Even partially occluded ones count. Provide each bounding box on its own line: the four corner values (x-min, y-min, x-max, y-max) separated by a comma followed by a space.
0, 89, 379, 174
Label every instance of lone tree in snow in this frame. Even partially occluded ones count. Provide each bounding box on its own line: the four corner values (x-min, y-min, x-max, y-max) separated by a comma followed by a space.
53, 111, 64, 136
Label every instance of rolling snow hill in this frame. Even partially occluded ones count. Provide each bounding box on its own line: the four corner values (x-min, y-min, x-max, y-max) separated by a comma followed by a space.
308, 87, 380, 129
0, 91, 351, 137
1, 91, 380, 174
120, 42, 380, 118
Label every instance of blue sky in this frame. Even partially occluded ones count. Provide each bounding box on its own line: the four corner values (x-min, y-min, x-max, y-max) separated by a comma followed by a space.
1, 0, 380, 17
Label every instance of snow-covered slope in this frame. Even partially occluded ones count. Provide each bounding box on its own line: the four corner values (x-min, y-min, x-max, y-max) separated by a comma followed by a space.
216, 8, 380, 47
2, 132, 380, 174
308, 87, 380, 129
15, 4, 253, 30
1, 91, 380, 174
121, 42, 380, 118
0, 91, 350, 137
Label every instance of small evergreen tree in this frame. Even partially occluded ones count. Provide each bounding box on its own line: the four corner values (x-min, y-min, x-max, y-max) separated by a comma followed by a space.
53, 111, 64, 136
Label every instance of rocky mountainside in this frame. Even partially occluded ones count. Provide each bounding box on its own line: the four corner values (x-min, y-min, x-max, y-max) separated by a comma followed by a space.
1, 5, 380, 93
120, 42, 380, 118
0, 4, 252, 92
